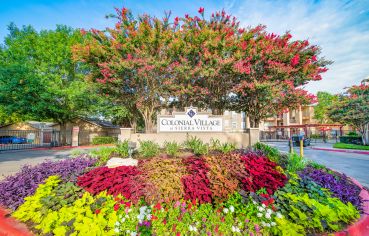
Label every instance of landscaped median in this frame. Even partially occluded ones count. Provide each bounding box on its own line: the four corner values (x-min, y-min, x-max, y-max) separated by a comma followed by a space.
0, 140, 367, 235
333, 142, 369, 151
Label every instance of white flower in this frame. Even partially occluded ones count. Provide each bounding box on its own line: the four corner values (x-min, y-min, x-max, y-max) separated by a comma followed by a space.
126, 230, 131, 233
252, 200, 257, 204
229, 205, 235, 213
266, 223, 271, 227
231, 226, 241, 233
147, 214, 152, 220
262, 204, 266, 208
258, 206, 264, 212
223, 208, 229, 214
189, 225, 198, 232
266, 209, 272, 215
257, 213, 263, 218
121, 218, 126, 222
271, 222, 277, 226
261, 221, 266, 226
265, 213, 271, 219
115, 221, 120, 227
276, 212, 283, 218
128, 209, 132, 213
196, 221, 200, 226
131, 232, 137, 236
114, 227, 120, 233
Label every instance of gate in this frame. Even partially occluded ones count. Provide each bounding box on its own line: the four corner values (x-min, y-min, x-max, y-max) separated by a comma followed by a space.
0, 130, 64, 151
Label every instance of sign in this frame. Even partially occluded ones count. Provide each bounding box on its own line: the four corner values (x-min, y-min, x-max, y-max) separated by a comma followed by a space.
158, 107, 223, 132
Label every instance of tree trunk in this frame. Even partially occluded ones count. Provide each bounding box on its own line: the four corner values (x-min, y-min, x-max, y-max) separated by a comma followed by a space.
249, 117, 260, 128
59, 122, 67, 146
129, 117, 137, 133
141, 108, 154, 133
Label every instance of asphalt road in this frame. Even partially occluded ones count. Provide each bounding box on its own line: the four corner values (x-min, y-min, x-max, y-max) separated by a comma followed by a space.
0, 147, 94, 180
265, 141, 369, 188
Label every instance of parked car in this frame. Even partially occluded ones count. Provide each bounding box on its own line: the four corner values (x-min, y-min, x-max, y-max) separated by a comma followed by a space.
0, 136, 27, 144
291, 135, 311, 147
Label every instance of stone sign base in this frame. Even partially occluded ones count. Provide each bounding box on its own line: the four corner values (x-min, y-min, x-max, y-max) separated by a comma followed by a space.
119, 128, 259, 148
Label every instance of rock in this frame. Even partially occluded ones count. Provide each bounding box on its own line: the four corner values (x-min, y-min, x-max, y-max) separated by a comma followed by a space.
106, 157, 138, 168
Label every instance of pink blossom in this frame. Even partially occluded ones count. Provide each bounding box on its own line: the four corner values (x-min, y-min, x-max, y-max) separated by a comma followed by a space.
198, 7, 204, 14
290, 54, 300, 66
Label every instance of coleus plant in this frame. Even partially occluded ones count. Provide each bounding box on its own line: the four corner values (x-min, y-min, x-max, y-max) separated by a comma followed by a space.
0, 156, 96, 210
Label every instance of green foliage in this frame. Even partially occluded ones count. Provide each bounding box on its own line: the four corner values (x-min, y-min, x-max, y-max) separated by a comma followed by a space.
13, 176, 61, 224
286, 153, 308, 173
314, 91, 338, 123
185, 136, 208, 155
210, 138, 236, 153
274, 192, 359, 233
333, 142, 369, 150
40, 182, 84, 212
115, 140, 129, 157
253, 142, 280, 163
138, 140, 160, 158
0, 24, 95, 126
89, 147, 116, 166
91, 136, 117, 145
164, 141, 181, 157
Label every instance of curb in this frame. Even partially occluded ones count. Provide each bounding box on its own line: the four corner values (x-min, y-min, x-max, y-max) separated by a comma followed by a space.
0, 208, 32, 236
0, 144, 115, 153
311, 147, 369, 155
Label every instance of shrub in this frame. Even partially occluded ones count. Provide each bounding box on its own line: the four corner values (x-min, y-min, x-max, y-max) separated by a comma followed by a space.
115, 140, 129, 157
339, 136, 363, 145
91, 136, 117, 145
286, 153, 308, 172
333, 142, 369, 150
0, 157, 95, 210
77, 166, 142, 202
89, 146, 116, 166
240, 152, 287, 195
138, 140, 160, 158
164, 141, 181, 157
298, 166, 363, 210
70, 149, 87, 157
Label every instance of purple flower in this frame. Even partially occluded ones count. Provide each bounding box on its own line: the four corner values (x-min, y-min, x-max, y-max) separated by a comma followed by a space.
0, 156, 95, 210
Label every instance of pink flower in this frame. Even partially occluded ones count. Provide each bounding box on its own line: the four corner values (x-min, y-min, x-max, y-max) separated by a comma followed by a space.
291, 54, 300, 66
311, 55, 317, 62
198, 7, 204, 14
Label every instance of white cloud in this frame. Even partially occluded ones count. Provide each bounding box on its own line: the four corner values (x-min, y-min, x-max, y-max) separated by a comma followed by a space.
227, 0, 369, 94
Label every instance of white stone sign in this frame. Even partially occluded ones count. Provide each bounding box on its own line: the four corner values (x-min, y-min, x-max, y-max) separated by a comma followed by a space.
158, 107, 223, 132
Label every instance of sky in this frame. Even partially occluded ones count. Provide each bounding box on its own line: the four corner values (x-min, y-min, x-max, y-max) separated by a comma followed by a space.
0, 0, 369, 94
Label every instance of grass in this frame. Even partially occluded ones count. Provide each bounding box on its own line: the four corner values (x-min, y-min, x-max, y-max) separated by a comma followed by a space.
333, 142, 369, 151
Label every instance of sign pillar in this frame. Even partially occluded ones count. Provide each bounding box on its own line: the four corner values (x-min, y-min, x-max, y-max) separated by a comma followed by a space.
72, 126, 79, 147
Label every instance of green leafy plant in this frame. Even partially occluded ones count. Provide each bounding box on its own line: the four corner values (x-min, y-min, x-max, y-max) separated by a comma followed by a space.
253, 142, 280, 163
89, 147, 116, 166
91, 136, 117, 145
164, 141, 181, 157
286, 153, 308, 173
185, 136, 208, 155
115, 140, 129, 157
210, 139, 236, 153
70, 149, 87, 157
138, 140, 160, 158
333, 142, 369, 150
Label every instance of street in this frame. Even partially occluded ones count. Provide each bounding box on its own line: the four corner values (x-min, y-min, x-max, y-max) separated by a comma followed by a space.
265, 141, 369, 188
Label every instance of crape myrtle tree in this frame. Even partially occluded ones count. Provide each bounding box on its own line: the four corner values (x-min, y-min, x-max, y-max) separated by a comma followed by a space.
328, 82, 369, 145
229, 26, 330, 127
74, 7, 329, 131
0, 24, 94, 143
73, 8, 178, 133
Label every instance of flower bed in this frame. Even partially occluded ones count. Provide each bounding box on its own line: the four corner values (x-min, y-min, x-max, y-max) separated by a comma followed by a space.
0, 144, 365, 235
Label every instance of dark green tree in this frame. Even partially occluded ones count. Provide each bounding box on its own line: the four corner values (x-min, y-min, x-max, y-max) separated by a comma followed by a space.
314, 91, 338, 123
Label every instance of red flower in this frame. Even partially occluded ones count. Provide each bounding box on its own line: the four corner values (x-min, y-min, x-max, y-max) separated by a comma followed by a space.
176, 233, 180, 236
154, 203, 162, 210
152, 215, 158, 221
95, 209, 101, 214
198, 7, 204, 14
114, 204, 120, 211
163, 219, 167, 225
312, 55, 317, 62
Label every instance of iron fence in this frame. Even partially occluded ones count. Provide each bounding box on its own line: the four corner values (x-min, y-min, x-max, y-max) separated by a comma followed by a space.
0, 130, 66, 151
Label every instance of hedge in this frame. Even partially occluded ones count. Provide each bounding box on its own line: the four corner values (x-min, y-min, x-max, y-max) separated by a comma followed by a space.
333, 142, 369, 151
91, 136, 118, 145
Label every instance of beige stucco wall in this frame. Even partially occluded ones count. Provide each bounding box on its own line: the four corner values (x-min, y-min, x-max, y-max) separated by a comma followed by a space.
0, 123, 38, 131
120, 128, 259, 148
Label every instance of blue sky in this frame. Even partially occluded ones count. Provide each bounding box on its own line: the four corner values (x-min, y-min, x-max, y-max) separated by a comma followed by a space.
1, 0, 369, 94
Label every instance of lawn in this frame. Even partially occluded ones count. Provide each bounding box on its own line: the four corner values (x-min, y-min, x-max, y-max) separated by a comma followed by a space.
333, 142, 369, 151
